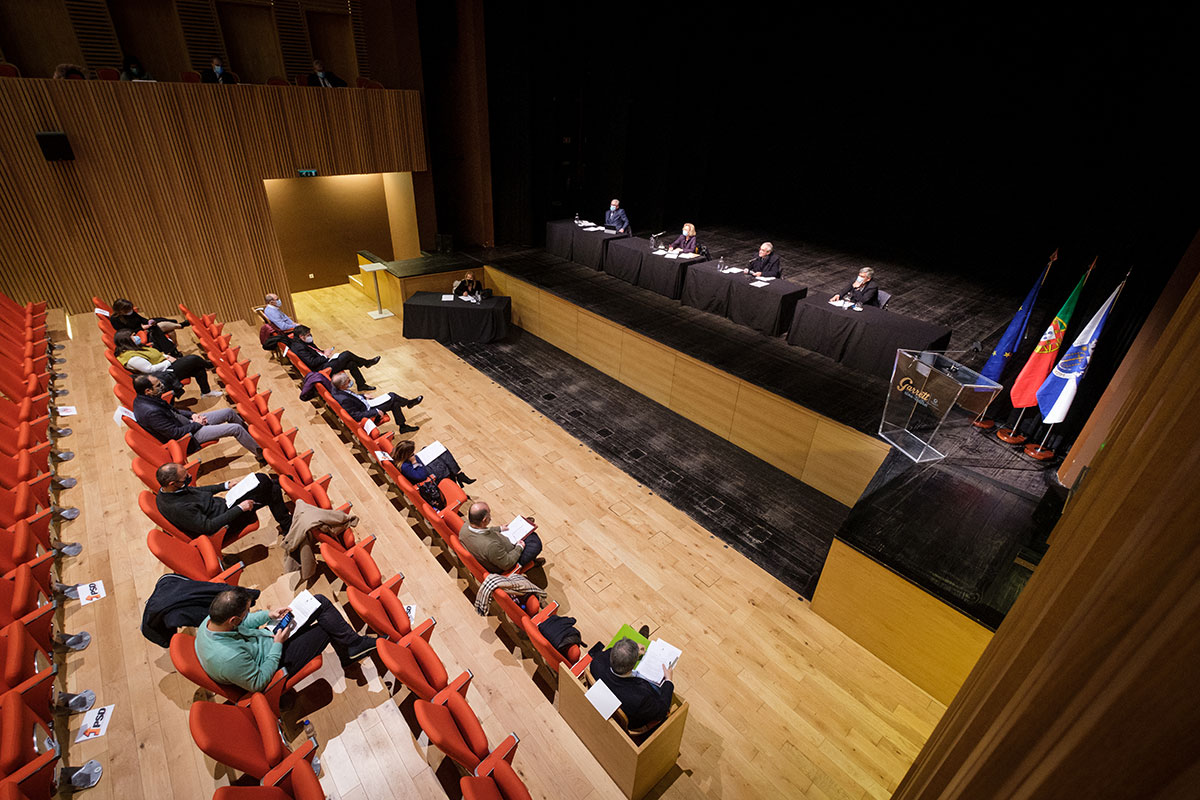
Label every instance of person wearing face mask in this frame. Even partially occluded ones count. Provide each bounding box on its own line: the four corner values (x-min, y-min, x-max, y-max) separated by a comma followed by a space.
281, 324, 383, 390
154, 462, 292, 542
306, 59, 347, 88
132, 374, 260, 456
605, 198, 630, 233
262, 293, 297, 332
200, 56, 238, 85
667, 223, 699, 254
830, 267, 880, 306
110, 297, 188, 356
114, 329, 220, 397
119, 55, 153, 82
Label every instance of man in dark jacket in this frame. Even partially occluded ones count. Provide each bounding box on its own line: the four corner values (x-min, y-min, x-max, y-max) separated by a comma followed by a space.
830, 267, 881, 306
285, 326, 381, 390
200, 56, 238, 84
307, 59, 347, 88
588, 637, 674, 732
749, 242, 782, 278
604, 198, 630, 233
141, 574, 260, 647
155, 462, 292, 541
329, 371, 421, 433
132, 375, 258, 455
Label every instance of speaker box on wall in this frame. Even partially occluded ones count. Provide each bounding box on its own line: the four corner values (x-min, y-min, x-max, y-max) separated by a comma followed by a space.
36, 131, 74, 161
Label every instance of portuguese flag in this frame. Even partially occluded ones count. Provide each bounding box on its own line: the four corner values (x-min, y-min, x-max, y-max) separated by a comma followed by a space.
1008, 262, 1093, 408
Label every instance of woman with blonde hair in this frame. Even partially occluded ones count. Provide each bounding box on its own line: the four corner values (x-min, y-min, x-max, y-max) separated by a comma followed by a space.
667, 223, 699, 254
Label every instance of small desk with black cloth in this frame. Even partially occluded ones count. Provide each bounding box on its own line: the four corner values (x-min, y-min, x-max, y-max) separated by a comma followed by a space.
402, 291, 511, 343
546, 219, 576, 260
681, 263, 809, 335
786, 296, 953, 378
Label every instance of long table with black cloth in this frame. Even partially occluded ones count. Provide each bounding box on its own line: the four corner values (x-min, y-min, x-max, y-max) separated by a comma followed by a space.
604, 236, 708, 299
401, 291, 512, 343
680, 263, 809, 336
785, 296, 953, 378
546, 219, 576, 261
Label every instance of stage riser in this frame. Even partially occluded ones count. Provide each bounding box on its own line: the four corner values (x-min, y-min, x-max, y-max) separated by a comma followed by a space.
484, 266, 890, 507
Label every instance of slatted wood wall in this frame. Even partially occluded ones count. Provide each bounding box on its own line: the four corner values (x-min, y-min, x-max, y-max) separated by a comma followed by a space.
0, 79, 426, 322
271, 0, 312, 81
176, 0, 227, 71
62, 0, 123, 74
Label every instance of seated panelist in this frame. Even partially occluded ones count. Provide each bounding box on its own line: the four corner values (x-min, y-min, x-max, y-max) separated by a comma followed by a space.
749, 242, 781, 278
453, 272, 483, 298
667, 223, 699, 254
830, 267, 880, 306
605, 198, 629, 233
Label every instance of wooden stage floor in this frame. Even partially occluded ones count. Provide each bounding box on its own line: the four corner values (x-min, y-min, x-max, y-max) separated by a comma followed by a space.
55, 285, 944, 800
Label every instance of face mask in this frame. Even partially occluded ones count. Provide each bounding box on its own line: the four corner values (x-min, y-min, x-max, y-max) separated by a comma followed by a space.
131, 334, 142, 346
304, 336, 313, 344
610, 205, 616, 211
272, 299, 281, 307
214, 66, 223, 75
131, 67, 141, 76
317, 71, 326, 78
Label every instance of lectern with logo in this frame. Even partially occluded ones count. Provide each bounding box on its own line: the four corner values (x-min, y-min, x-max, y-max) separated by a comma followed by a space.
880, 350, 1002, 463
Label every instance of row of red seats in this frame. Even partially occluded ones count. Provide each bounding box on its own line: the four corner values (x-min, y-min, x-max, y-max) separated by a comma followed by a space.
107, 304, 530, 799
1, 292, 101, 797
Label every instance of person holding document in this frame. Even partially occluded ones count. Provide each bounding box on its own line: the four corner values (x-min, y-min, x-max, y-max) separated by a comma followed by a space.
195, 587, 377, 693
462, 501, 543, 573
748, 242, 781, 278
667, 223, 699, 254
605, 199, 630, 233
588, 637, 675, 733
394, 439, 474, 487
830, 267, 879, 306
154, 463, 293, 540
330, 371, 421, 433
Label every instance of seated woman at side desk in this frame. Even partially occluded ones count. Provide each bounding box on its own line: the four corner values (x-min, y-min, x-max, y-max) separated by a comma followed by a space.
394, 439, 475, 488
453, 271, 484, 297
667, 223, 699, 254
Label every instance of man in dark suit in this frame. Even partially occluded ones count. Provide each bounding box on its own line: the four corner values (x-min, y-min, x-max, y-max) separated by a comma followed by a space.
605, 198, 629, 233
286, 325, 382, 389
587, 637, 674, 732
132, 375, 258, 455
200, 57, 238, 85
749, 242, 782, 278
830, 267, 880, 306
307, 60, 347, 88
155, 462, 292, 541
329, 371, 421, 433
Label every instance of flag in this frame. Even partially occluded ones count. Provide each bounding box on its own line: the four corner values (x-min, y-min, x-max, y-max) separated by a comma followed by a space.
1008, 262, 1093, 408
1035, 280, 1124, 424
980, 250, 1056, 382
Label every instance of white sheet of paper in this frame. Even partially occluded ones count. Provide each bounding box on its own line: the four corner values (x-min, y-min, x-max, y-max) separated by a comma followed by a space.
288, 590, 323, 629
652, 248, 668, 256
57, 405, 78, 416
224, 473, 261, 508
75, 704, 116, 742
374, 450, 393, 462
584, 225, 605, 232
362, 419, 377, 434
758, 275, 777, 281
114, 406, 135, 425
367, 394, 392, 407
282, 345, 290, 356
404, 603, 418, 624
585, 679, 622, 720
441, 294, 455, 301
679, 252, 700, 259
94, 307, 110, 317
501, 515, 535, 545
749, 280, 770, 288
664, 252, 679, 260
328, 351, 340, 359
78, 580, 107, 605
416, 440, 447, 464
634, 639, 682, 685
722, 267, 745, 274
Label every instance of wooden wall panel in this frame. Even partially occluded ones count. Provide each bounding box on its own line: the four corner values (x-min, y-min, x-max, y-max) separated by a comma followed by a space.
506, 278, 541, 337
62, 0, 122, 73
175, 0, 227, 71
305, 9, 356, 83
0, 79, 425, 323
802, 418, 891, 506
215, 1, 285, 84
382, 171, 421, 261
618, 333, 675, 407
538, 292, 579, 353
668, 356, 738, 440
107, 0, 192, 84
0, 0, 86, 79
575, 311, 624, 379
729, 382, 819, 479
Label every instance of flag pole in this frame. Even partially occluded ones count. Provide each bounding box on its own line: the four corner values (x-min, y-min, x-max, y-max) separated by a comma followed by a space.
1024, 424, 1057, 460
997, 407, 1028, 443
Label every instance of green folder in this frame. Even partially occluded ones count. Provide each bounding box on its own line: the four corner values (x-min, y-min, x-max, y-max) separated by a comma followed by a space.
606, 623, 649, 650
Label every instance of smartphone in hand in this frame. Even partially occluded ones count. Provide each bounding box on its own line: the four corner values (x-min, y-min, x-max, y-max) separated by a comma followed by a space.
273, 611, 294, 634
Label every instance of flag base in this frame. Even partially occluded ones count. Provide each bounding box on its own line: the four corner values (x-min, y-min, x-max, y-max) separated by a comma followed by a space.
996, 428, 1027, 444
1023, 443, 1056, 461
972, 419, 996, 430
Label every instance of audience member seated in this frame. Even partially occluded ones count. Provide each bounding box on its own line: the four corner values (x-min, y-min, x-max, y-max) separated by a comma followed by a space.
115, 329, 220, 397
277, 325, 382, 390
119, 55, 153, 81
749, 242, 781, 278
394, 439, 474, 488
330, 370, 421, 433
201, 57, 238, 85
667, 223, 699, 254
588, 634, 674, 733
195, 587, 377, 693
155, 462, 292, 541
132, 374, 259, 455
453, 272, 484, 298
462, 501, 543, 574
307, 59, 347, 88
110, 297, 189, 355
53, 63, 86, 79
263, 293, 298, 331
605, 198, 629, 233
829, 267, 880, 306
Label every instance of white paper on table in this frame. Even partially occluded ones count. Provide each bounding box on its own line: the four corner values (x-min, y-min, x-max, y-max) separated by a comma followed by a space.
288, 590, 324, 629
757, 275, 777, 281
664, 252, 679, 260
416, 440, 447, 464
78, 579, 107, 605
94, 307, 111, 316
114, 406, 135, 425
75, 704, 116, 742
749, 280, 770, 288
679, 252, 700, 259
584, 226, 605, 232
585, 679, 622, 719
501, 515, 535, 545
224, 473, 262, 508
441, 294, 455, 301
721, 267, 745, 274
634, 639, 682, 685
57, 406, 78, 416
652, 248, 668, 255
367, 394, 392, 407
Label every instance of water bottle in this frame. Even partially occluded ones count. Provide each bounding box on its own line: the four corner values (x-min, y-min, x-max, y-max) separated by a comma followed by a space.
303, 719, 322, 776
717, 256, 725, 272
574, 211, 580, 225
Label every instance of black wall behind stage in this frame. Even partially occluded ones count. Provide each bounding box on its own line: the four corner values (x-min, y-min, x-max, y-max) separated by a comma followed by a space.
485, 5, 1199, 278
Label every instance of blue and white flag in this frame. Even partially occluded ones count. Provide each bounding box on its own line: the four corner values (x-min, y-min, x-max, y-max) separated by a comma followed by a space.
980, 251, 1055, 382
1035, 281, 1124, 425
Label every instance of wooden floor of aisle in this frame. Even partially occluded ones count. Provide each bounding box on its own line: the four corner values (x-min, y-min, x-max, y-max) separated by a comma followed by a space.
54, 284, 945, 800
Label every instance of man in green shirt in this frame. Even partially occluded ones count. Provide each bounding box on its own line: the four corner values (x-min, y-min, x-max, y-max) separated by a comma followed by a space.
195, 588, 376, 692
